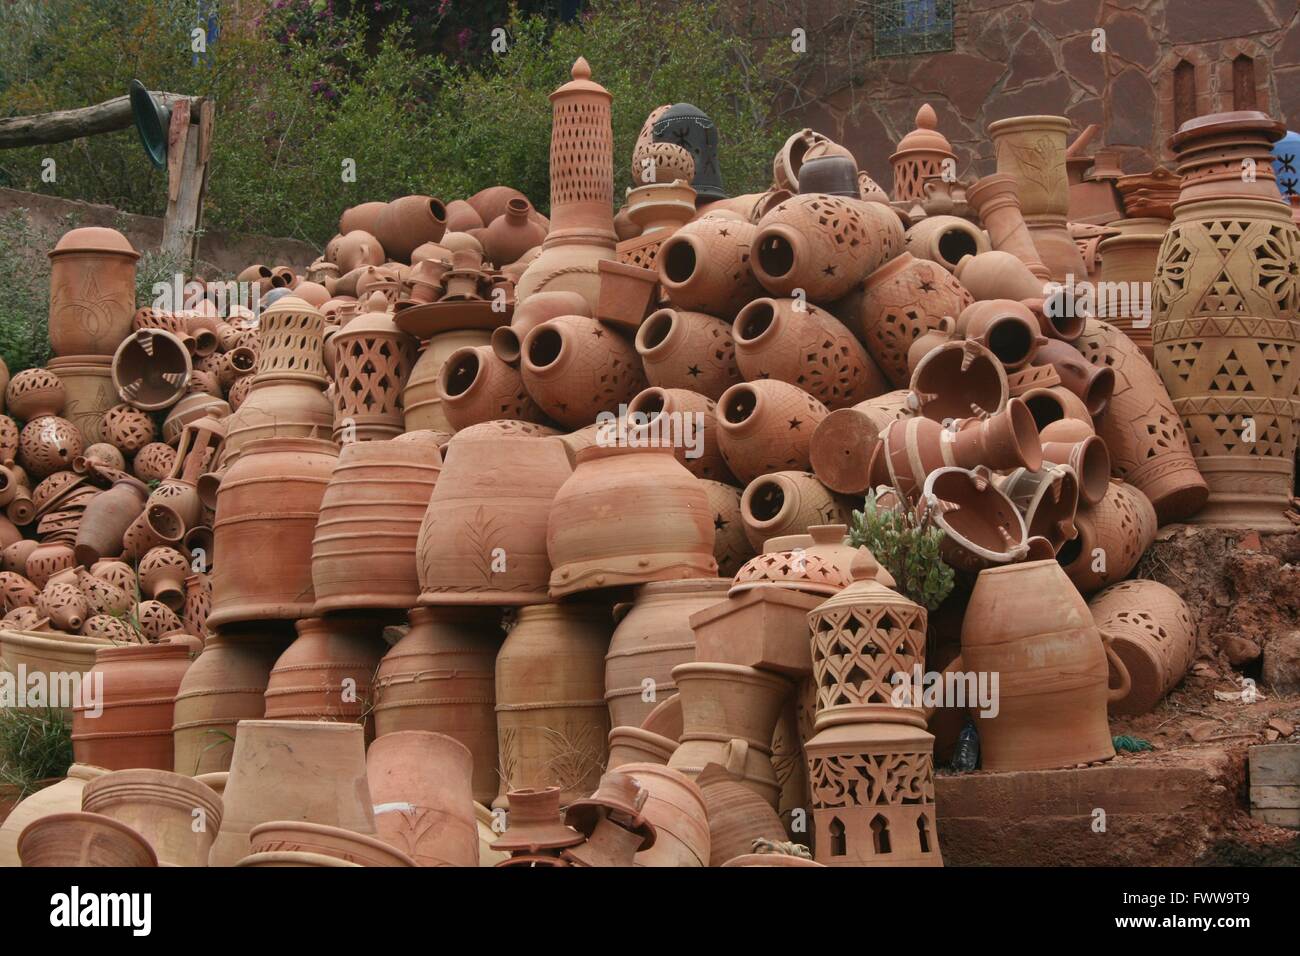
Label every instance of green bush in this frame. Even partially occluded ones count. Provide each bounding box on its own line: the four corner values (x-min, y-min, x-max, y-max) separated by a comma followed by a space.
848, 491, 956, 611
0, 210, 70, 373
0, 708, 74, 797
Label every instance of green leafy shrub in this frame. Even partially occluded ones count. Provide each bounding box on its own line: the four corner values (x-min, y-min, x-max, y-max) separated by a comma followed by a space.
0, 210, 73, 373
0, 707, 74, 797
848, 491, 955, 611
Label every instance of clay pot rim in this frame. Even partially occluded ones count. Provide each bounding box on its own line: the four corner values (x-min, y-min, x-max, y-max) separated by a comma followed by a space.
46, 356, 115, 368
236, 849, 363, 867
628, 577, 730, 598
93, 641, 191, 663
1171, 110, 1285, 149
18, 811, 158, 866
657, 230, 709, 288
634, 308, 683, 358
732, 297, 789, 347
669, 659, 793, 691
238, 435, 340, 459
739, 472, 803, 530
438, 344, 489, 401
248, 819, 417, 866
987, 115, 1072, 136
82, 768, 224, 824
368, 727, 474, 766
923, 466, 1028, 562
751, 221, 801, 284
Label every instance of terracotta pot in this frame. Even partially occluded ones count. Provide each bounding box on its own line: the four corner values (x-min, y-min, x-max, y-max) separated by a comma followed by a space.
854, 252, 974, 387
808, 391, 913, 496
700, 478, 753, 577
478, 197, 547, 266
695, 760, 788, 866
988, 115, 1087, 281
634, 308, 742, 400
740, 471, 848, 550
1088, 579, 1196, 716
0, 629, 111, 717
248, 820, 414, 867
904, 214, 990, 272
339, 202, 388, 237
208, 719, 374, 867
1039, 420, 1112, 505
367, 730, 479, 867
666, 664, 791, 806
751, 194, 904, 303
966, 173, 1051, 280
209, 436, 338, 628
130, 442, 175, 482
1095, 229, 1162, 359
263, 616, 388, 739
495, 602, 612, 805
716, 380, 829, 485
0, 570, 37, 611
72, 642, 191, 771
0, 765, 106, 867
1058, 480, 1157, 595
995, 463, 1080, 555
466, 186, 531, 226
81, 769, 222, 867
953, 250, 1048, 302
1020, 384, 1093, 432
373, 607, 502, 805
36, 581, 87, 631
437, 345, 549, 431
172, 628, 291, 776
100, 402, 156, 453
1151, 111, 1300, 530
18, 416, 83, 479
594, 259, 658, 332
374, 196, 448, 264
520, 314, 647, 429
251, 294, 328, 384
909, 338, 1007, 424
959, 560, 1128, 771
625, 387, 733, 483
311, 439, 440, 613
111, 328, 192, 410
236, 850, 360, 867
1033, 338, 1115, 415
329, 307, 417, 441
72, 475, 147, 566
220, 378, 334, 467
47, 227, 139, 358
18, 811, 157, 867
605, 578, 730, 728
954, 299, 1046, 371
416, 434, 571, 606
888, 105, 956, 202
655, 216, 762, 318
403, 330, 493, 432
46, 356, 116, 444
733, 298, 885, 410
24, 542, 73, 589
547, 444, 717, 597
607, 726, 679, 767
120, 503, 185, 561
616, 762, 709, 867
137, 545, 189, 609
922, 466, 1029, 573
1073, 319, 1206, 522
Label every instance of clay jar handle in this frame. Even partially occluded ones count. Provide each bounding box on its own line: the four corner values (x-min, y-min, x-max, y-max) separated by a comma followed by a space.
1100, 629, 1132, 703
721, 737, 749, 777
611, 601, 634, 625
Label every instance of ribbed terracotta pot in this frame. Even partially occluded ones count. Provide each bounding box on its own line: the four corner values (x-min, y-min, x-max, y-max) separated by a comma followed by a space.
696, 760, 788, 866
403, 330, 492, 433
416, 434, 571, 605
716, 380, 830, 484
520, 314, 647, 429
1096, 228, 1162, 359
172, 627, 292, 776
373, 607, 502, 806
208, 719, 375, 867
634, 308, 742, 400
547, 444, 717, 598
605, 578, 731, 728
959, 560, 1128, 771
219, 378, 334, 467
47, 227, 139, 357
367, 730, 480, 867
81, 769, 223, 867
209, 436, 338, 628
1089, 579, 1196, 716
71, 642, 192, 771
0, 764, 106, 867
495, 602, 612, 806
47, 356, 116, 444
619, 762, 710, 867
311, 439, 440, 613
18, 811, 157, 867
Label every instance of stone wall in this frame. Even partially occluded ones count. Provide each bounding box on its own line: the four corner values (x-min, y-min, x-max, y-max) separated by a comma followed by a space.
724, 0, 1300, 187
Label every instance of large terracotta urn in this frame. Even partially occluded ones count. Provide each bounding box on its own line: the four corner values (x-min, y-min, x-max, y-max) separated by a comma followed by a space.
209, 436, 338, 628
1088, 579, 1196, 716
605, 578, 731, 727
81, 769, 223, 867
263, 616, 388, 740
373, 607, 502, 806
988, 115, 1087, 282
547, 444, 717, 598
367, 730, 480, 867
495, 602, 613, 806
1151, 111, 1300, 530
416, 433, 572, 606
312, 438, 440, 613
959, 560, 1129, 771
47, 226, 139, 357
515, 59, 617, 311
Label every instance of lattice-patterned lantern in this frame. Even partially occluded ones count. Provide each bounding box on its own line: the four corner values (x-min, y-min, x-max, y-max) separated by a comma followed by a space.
515, 57, 618, 311
331, 296, 418, 441
803, 555, 942, 866
1152, 111, 1300, 530
252, 294, 328, 385
889, 104, 955, 203
651, 102, 726, 202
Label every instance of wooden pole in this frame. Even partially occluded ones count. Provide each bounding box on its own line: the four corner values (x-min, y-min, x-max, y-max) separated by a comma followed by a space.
161, 97, 215, 269
0, 92, 188, 149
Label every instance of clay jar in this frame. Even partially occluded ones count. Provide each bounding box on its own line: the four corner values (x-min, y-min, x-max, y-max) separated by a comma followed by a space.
740, 471, 848, 550
959, 560, 1128, 771
520, 314, 647, 429
71, 642, 191, 771
73, 474, 147, 566
695, 760, 788, 863
1058, 480, 1157, 595
1033, 338, 1115, 416
437, 345, 549, 431
655, 216, 762, 318
1088, 579, 1196, 716
605, 578, 731, 728
965, 172, 1051, 280
751, 194, 904, 303
808, 390, 913, 495
81, 769, 223, 867
619, 762, 710, 867
1074, 319, 1206, 523
733, 298, 885, 410
479, 197, 548, 266
855, 252, 975, 387
311, 438, 441, 613
716, 380, 830, 484
209, 437, 339, 628
47, 227, 139, 357
330, 231, 386, 274
375, 196, 448, 263
954, 299, 1046, 370
1039, 419, 1112, 505
18, 416, 83, 479
208, 720, 375, 867
263, 616, 388, 739
367, 731, 480, 867
417, 433, 571, 606
909, 338, 1008, 423
18, 812, 157, 867
922, 466, 1029, 573
547, 444, 717, 598
952, 250, 1047, 302
634, 308, 742, 400
373, 607, 502, 806
47, 356, 116, 444
904, 214, 991, 271
492, 290, 590, 365
0, 765, 107, 867
111, 328, 192, 410
495, 602, 613, 805
404, 330, 492, 432
172, 629, 290, 776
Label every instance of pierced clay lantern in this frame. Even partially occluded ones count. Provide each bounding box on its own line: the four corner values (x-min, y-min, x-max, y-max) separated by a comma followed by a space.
330, 297, 418, 441
890, 104, 956, 204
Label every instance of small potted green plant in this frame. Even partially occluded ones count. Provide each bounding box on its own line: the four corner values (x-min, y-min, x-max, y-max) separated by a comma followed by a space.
848, 490, 955, 611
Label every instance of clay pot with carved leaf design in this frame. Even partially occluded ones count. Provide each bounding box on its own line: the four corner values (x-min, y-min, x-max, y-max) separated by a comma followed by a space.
47, 227, 139, 358
367, 730, 480, 867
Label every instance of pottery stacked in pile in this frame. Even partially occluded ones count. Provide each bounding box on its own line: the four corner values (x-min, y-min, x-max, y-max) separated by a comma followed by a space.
4, 56, 1290, 868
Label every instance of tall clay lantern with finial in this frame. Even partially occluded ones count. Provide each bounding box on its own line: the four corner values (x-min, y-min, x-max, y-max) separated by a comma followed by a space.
890, 104, 957, 203
803, 552, 943, 867
331, 292, 418, 442
516, 57, 617, 312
